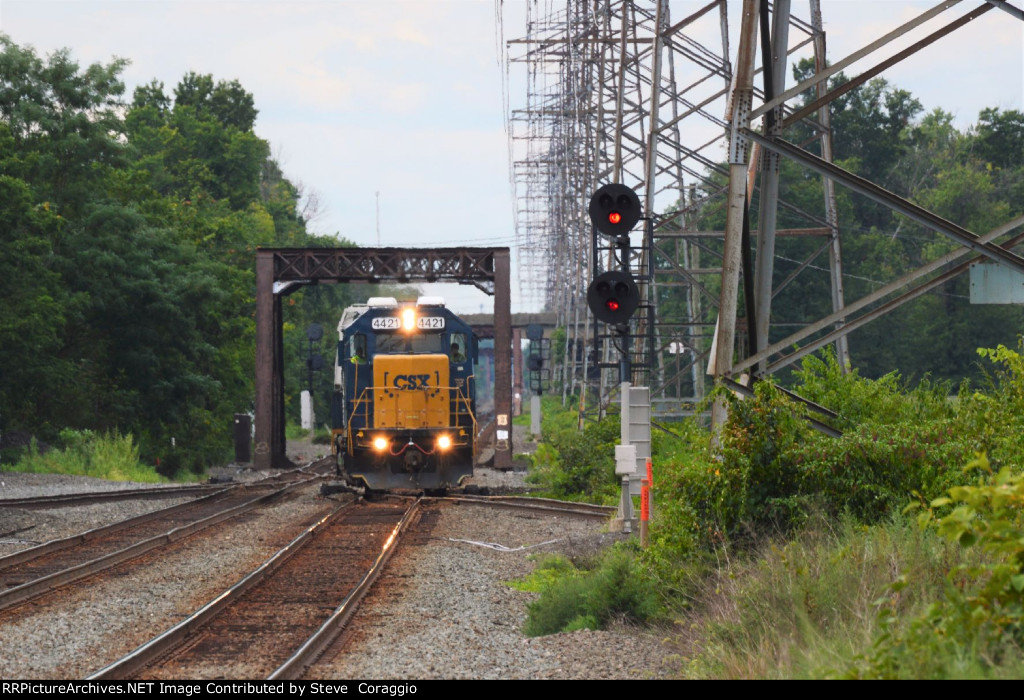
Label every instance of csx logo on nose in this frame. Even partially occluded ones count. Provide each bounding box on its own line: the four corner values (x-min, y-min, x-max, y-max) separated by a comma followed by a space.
393, 374, 430, 390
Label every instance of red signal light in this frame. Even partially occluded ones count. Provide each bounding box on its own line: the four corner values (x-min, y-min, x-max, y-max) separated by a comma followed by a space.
589, 184, 641, 238
587, 270, 639, 325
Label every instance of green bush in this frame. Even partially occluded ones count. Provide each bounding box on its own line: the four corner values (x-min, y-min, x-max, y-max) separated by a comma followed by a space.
653, 357, 973, 548
526, 412, 620, 501
794, 420, 971, 522
660, 380, 816, 542
680, 513, 961, 679
6, 429, 179, 482
850, 454, 1024, 679
521, 546, 661, 636
642, 420, 709, 588
956, 341, 1024, 467
507, 553, 580, 593
793, 349, 953, 432
153, 448, 207, 478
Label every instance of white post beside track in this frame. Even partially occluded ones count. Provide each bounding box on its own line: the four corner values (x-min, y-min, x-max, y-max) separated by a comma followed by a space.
301, 390, 315, 431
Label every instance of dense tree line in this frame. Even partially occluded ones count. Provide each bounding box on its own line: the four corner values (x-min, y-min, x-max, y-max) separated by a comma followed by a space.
0, 37, 364, 472
665, 58, 1024, 389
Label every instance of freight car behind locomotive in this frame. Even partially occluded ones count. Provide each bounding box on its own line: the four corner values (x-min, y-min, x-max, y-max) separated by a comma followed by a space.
330, 296, 478, 492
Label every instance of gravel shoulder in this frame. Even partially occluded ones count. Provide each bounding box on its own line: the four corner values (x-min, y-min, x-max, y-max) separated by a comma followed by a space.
0, 482, 345, 679
0, 473, 202, 557
314, 501, 679, 680
0, 433, 682, 680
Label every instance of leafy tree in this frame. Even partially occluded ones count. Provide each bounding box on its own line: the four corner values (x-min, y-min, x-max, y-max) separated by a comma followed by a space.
0, 37, 353, 469
0, 170, 75, 433
126, 72, 269, 211
973, 107, 1024, 171
0, 35, 128, 217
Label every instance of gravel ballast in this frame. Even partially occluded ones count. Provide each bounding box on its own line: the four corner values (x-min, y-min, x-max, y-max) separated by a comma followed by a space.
0, 462, 681, 680
0, 476, 342, 679
314, 500, 679, 680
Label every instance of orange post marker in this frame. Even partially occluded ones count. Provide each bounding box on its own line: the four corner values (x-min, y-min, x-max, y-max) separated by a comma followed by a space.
646, 457, 653, 489
640, 478, 650, 547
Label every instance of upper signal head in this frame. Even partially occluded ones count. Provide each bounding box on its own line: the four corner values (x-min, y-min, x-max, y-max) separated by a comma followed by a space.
589, 184, 641, 238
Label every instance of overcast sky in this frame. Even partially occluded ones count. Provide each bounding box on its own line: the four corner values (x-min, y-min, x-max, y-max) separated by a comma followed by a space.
1, 1, 1020, 313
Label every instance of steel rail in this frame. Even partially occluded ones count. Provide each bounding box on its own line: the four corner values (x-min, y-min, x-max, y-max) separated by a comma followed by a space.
0, 459, 334, 570
89, 496, 420, 681
435, 494, 616, 519
268, 498, 423, 680
87, 498, 363, 680
0, 484, 225, 511
0, 476, 323, 613
0, 487, 231, 571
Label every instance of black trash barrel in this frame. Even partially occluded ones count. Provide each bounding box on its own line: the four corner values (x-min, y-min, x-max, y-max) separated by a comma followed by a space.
233, 413, 252, 463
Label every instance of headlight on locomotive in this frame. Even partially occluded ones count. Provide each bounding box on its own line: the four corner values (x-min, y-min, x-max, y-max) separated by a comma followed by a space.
373, 436, 389, 452
436, 434, 452, 451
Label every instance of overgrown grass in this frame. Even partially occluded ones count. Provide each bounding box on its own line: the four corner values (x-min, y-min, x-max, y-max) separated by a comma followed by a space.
285, 422, 332, 444
678, 461, 1024, 679
676, 513, 962, 678
515, 546, 662, 636
525, 412, 620, 503
5, 429, 183, 482
848, 453, 1024, 679
514, 342, 1024, 679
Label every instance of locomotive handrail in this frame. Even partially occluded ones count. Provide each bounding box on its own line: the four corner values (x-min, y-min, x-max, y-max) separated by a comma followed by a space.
346, 382, 477, 441
452, 384, 477, 438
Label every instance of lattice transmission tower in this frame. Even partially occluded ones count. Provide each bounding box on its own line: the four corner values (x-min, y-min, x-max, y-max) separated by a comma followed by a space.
504, 0, 740, 413
501, 0, 1024, 419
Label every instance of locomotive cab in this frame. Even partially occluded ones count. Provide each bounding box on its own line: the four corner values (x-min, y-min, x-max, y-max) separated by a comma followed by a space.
330, 296, 478, 492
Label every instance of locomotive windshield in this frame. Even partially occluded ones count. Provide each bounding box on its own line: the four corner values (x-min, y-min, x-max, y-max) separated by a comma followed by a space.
374, 333, 443, 354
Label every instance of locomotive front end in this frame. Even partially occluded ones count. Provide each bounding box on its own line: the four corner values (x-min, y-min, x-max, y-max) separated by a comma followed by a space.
332, 297, 477, 492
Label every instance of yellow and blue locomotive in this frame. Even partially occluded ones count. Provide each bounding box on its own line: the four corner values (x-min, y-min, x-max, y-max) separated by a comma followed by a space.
330, 296, 477, 492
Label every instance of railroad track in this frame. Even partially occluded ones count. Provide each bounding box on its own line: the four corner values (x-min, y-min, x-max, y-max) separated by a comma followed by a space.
0, 457, 336, 511
435, 493, 616, 519
87, 493, 612, 680
90, 496, 421, 680
0, 484, 225, 511
0, 463, 335, 612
